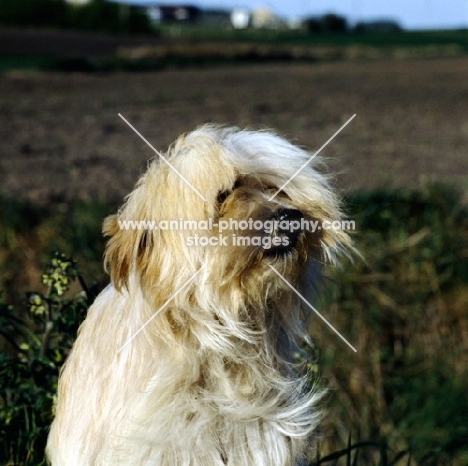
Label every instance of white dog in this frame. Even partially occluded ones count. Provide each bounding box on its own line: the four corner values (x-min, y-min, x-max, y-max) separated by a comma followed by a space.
47, 125, 351, 466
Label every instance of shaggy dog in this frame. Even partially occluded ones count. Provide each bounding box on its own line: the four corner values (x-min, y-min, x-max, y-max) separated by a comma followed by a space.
46, 125, 351, 466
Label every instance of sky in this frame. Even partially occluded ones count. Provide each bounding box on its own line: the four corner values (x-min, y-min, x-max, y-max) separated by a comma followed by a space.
127, 0, 468, 30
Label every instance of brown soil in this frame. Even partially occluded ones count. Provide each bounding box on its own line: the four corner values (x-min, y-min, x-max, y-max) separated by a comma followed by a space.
1, 57, 467, 203
0, 26, 163, 58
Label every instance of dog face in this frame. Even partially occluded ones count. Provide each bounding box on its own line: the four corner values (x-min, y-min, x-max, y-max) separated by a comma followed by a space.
102, 125, 351, 323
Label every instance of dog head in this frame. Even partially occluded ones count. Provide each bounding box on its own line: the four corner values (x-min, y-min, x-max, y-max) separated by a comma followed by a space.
103, 125, 352, 329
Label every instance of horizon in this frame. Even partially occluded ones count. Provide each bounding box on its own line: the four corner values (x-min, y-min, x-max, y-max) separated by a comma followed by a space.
123, 0, 468, 30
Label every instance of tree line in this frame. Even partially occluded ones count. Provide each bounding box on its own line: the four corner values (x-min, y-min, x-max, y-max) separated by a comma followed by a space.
0, 0, 152, 34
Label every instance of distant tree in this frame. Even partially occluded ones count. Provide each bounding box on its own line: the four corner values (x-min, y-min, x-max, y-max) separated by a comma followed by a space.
0, 0, 69, 28
303, 13, 348, 34
303, 16, 321, 33
69, 0, 152, 34
0, 0, 152, 34
354, 20, 402, 33
321, 13, 348, 33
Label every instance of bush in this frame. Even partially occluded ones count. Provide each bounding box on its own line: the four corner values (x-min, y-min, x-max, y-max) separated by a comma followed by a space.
0, 253, 89, 465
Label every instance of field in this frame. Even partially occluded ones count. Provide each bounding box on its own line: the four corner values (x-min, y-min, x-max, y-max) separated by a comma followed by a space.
2, 57, 468, 203
1, 27, 468, 466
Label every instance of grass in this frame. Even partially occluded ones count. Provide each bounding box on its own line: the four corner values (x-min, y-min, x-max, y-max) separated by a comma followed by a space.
0, 184, 467, 465
314, 184, 468, 465
157, 26, 468, 50
0, 195, 114, 307
0, 28, 467, 72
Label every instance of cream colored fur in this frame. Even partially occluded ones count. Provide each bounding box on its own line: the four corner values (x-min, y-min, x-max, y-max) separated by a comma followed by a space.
46, 125, 351, 466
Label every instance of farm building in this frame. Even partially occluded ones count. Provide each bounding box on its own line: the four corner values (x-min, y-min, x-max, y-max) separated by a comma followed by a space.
146, 4, 202, 23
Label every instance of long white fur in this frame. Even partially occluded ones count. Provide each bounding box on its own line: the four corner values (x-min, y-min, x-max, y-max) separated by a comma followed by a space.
46, 126, 350, 466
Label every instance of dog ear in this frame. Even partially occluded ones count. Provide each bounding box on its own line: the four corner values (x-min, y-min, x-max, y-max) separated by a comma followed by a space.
102, 208, 156, 290
103, 214, 131, 290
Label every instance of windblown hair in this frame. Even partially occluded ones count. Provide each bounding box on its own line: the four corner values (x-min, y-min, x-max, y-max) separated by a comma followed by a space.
47, 125, 352, 466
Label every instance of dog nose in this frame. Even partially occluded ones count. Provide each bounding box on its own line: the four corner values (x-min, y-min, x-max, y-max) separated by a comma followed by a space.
275, 208, 304, 230
262, 208, 305, 257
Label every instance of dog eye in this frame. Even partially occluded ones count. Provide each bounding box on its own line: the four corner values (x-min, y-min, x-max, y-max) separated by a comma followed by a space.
216, 190, 231, 205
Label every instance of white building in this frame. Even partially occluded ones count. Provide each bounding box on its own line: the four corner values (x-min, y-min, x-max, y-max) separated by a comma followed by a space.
231, 8, 250, 29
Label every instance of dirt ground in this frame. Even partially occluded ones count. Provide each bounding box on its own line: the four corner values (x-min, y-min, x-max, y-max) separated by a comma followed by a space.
0, 26, 164, 58
1, 57, 467, 203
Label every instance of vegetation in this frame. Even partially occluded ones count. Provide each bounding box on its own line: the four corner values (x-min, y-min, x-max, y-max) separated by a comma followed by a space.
0, 0, 152, 34
1, 28, 466, 73
0, 253, 86, 465
0, 1, 467, 73
315, 184, 468, 465
153, 24, 468, 48
1, 185, 467, 465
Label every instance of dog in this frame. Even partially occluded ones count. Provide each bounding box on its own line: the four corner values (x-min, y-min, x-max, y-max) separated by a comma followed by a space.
46, 125, 352, 466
